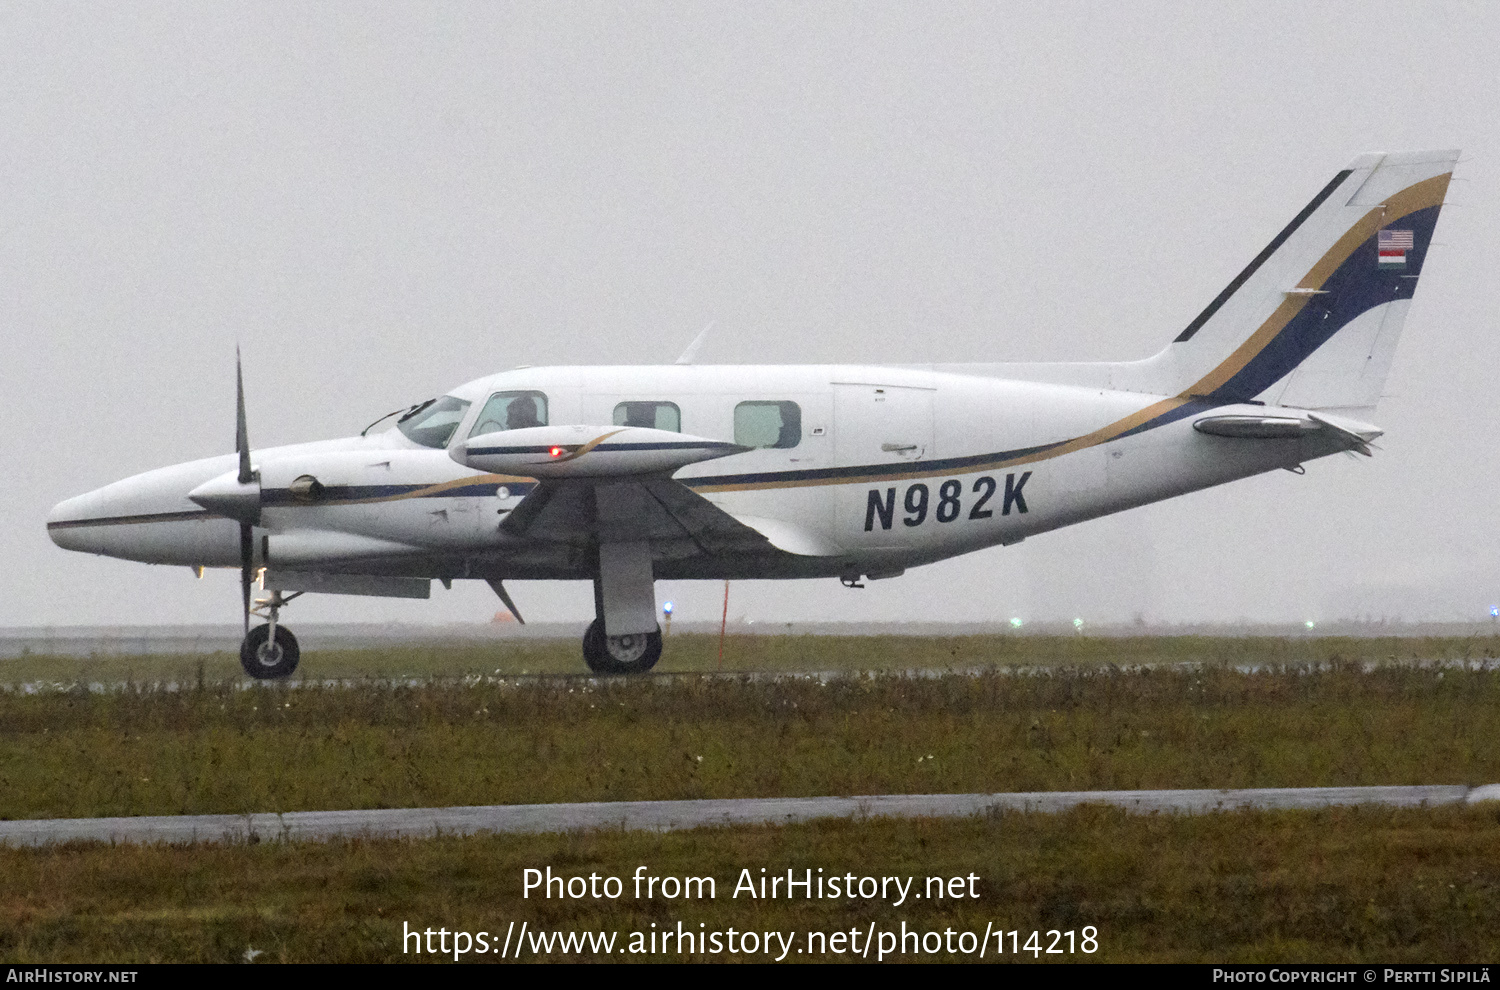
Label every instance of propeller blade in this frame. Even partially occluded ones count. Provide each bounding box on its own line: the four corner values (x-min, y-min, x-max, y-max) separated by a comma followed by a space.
236, 349, 255, 634
240, 521, 254, 634
236, 347, 253, 485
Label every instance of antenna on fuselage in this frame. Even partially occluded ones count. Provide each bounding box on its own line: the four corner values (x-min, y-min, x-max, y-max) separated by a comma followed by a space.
674, 321, 714, 365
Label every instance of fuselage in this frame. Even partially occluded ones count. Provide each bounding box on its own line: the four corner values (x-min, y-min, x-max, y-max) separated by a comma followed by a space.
47, 363, 1351, 585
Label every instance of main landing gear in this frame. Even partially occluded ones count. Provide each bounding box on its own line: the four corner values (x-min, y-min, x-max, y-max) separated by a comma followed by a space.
581, 618, 662, 675
240, 589, 301, 679
582, 541, 662, 675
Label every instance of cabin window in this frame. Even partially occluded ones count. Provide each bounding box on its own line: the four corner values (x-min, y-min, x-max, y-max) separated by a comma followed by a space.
468, 391, 549, 436
396, 396, 472, 449
613, 401, 681, 432
734, 400, 801, 449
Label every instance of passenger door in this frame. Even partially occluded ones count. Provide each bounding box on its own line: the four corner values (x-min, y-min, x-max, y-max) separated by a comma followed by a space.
833, 383, 936, 547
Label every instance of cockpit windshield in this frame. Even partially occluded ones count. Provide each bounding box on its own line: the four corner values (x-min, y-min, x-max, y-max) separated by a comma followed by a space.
396, 395, 472, 449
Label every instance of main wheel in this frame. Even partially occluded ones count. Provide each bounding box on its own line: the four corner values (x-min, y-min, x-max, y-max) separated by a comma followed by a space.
239, 624, 300, 679
581, 619, 661, 675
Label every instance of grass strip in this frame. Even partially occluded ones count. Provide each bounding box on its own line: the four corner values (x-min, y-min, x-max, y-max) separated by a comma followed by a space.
2, 805, 1497, 963
1, 664, 1497, 820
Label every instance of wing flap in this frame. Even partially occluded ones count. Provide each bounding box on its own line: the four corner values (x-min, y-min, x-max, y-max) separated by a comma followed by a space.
263, 569, 431, 599
496, 475, 839, 559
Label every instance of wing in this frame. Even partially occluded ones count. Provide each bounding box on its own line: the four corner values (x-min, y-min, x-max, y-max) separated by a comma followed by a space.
262, 475, 842, 587
500, 476, 792, 559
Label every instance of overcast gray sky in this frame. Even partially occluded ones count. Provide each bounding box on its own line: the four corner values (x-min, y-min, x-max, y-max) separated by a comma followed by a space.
3, 1, 1497, 629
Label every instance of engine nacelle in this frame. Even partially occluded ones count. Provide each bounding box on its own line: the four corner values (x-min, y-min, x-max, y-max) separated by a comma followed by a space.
455, 425, 747, 478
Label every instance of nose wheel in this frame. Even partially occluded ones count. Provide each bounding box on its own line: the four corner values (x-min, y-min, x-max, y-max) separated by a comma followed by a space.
582, 619, 661, 675
241, 623, 300, 679
240, 589, 302, 679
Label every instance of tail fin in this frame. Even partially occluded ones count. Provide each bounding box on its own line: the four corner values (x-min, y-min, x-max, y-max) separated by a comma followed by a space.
1132, 149, 1457, 412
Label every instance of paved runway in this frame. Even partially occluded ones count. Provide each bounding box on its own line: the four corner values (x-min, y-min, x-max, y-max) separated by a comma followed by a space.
2, 784, 1496, 847
8, 621, 1497, 658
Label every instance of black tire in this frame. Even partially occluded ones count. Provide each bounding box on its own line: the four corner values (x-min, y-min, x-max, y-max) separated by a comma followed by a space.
581, 620, 614, 675
240, 624, 300, 679
581, 619, 661, 675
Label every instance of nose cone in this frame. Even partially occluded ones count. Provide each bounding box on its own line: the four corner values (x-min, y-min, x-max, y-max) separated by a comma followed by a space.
47, 490, 108, 552
46, 454, 242, 564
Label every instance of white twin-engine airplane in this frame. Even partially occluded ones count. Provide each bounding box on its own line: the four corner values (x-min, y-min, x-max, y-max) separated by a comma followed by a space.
49, 150, 1457, 677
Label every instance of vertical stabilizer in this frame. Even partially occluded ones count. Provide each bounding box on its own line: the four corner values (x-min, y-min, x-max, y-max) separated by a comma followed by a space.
1130, 149, 1457, 412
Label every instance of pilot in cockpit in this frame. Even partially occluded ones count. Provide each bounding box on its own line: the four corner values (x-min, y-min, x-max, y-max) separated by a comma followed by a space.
618, 403, 655, 429
506, 395, 542, 430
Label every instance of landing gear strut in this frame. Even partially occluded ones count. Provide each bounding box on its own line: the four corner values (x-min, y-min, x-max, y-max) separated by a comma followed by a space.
581, 533, 663, 675
582, 618, 662, 675
240, 589, 301, 679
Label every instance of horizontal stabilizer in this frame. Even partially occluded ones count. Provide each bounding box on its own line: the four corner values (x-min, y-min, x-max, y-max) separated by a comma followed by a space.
1192, 415, 1320, 439
1306, 410, 1384, 456
1194, 408, 1382, 454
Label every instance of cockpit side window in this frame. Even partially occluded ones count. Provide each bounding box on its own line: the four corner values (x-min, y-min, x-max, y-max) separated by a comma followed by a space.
734, 401, 801, 449
469, 390, 549, 437
613, 401, 681, 432
396, 396, 472, 449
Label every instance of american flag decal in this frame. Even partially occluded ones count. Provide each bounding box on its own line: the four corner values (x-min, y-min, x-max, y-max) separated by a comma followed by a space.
1378, 228, 1414, 268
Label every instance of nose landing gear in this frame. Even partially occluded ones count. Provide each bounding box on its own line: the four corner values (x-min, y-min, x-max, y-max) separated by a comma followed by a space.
240, 589, 302, 679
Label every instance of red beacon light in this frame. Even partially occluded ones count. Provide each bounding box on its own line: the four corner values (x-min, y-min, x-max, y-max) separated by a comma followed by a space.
549, 446, 564, 457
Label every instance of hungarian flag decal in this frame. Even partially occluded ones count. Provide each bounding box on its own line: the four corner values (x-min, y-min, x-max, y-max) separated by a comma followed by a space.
1378, 228, 1414, 268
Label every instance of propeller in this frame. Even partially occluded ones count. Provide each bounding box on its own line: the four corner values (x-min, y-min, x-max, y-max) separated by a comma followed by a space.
186, 349, 266, 632
236, 349, 254, 633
